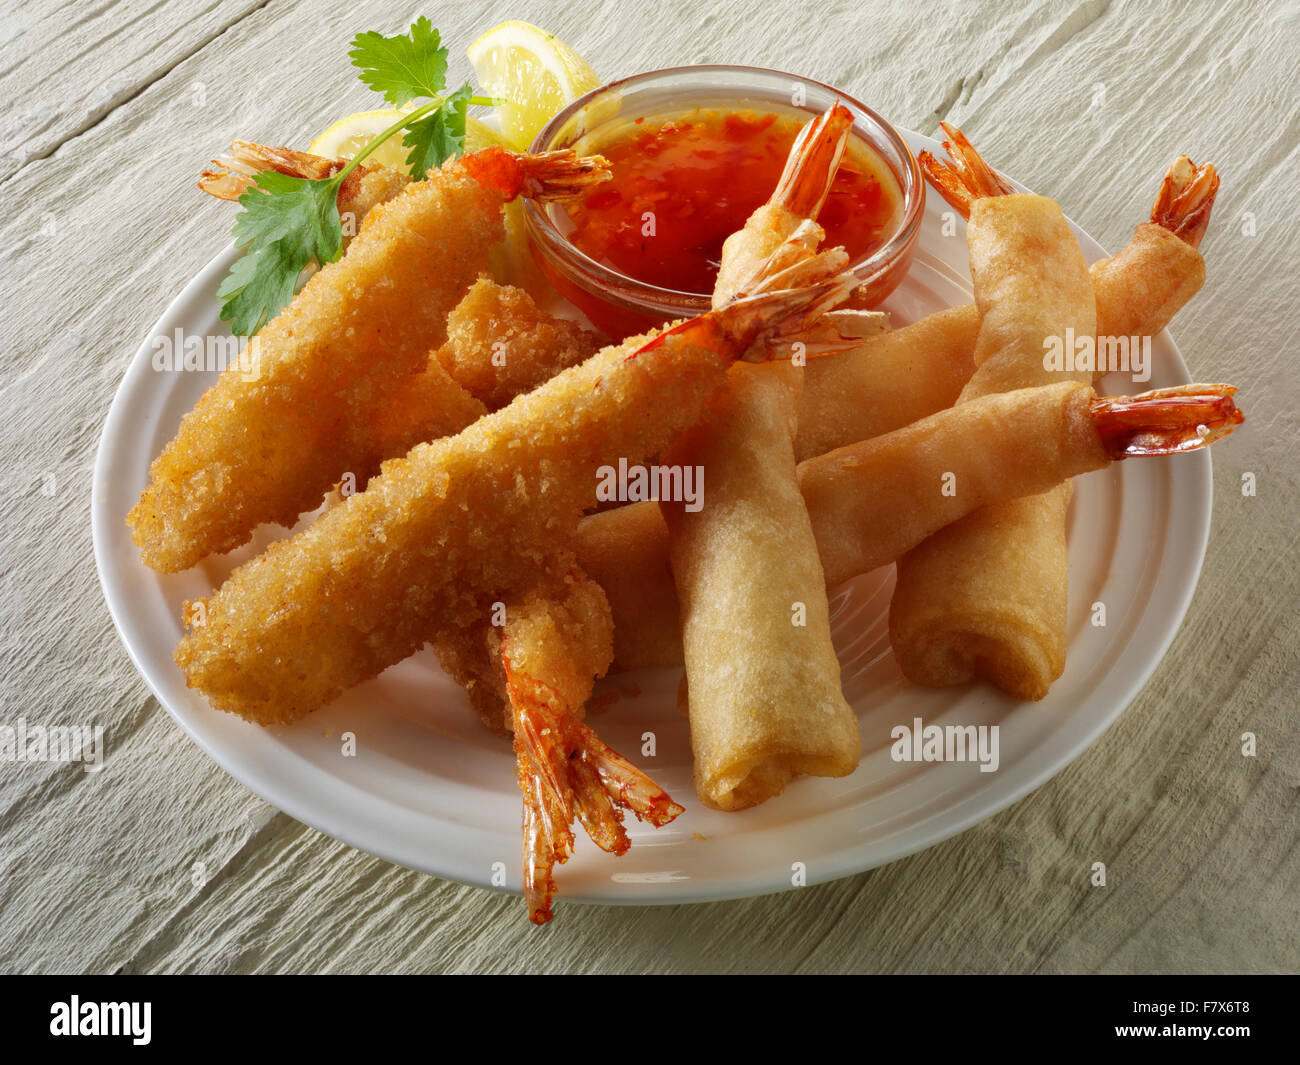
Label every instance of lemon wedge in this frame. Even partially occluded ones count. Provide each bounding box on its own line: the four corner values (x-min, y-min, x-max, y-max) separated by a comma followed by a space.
309, 109, 503, 169
467, 21, 600, 151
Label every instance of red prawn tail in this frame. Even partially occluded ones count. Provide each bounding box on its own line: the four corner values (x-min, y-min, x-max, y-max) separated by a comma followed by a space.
464, 146, 611, 202
1150, 156, 1219, 249
918, 122, 1015, 219
1090, 383, 1243, 458
770, 102, 854, 219
505, 645, 683, 925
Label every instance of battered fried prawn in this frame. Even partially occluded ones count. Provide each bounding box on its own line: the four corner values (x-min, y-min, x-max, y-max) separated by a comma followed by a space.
130, 147, 609, 573
665, 104, 862, 811
361, 279, 600, 487
887, 125, 1099, 699
793, 149, 1217, 460
429, 619, 511, 734
576, 380, 1244, 669
469, 566, 682, 924
432, 536, 684, 924
440, 110, 862, 739
433, 277, 600, 411
434, 566, 616, 733
175, 252, 859, 725
204, 151, 598, 470
431, 559, 613, 736
201, 141, 551, 303
431, 570, 609, 736
359, 358, 486, 481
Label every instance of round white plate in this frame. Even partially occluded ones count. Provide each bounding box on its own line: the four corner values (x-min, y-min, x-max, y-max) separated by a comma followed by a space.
92, 128, 1211, 908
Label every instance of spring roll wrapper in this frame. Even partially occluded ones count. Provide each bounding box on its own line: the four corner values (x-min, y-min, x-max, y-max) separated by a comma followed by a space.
581, 215, 1203, 673
890, 485, 1072, 700
796, 303, 979, 460
662, 364, 860, 810
804, 382, 1106, 585
1088, 221, 1204, 338
888, 194, 1096, 700
793, 219, 1204, 459
578, 381, 1110, 668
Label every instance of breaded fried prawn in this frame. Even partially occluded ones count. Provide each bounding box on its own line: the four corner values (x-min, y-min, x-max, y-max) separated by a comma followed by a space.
203, 149, 598, 414
433, 277, 600, 410
364, 279, 601, 486
175, 249, 859, 725
130, 147, 609, 573
492, 567, 683, 924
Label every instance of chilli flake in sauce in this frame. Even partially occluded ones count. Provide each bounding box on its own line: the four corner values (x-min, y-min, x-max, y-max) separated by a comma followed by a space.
560, 108, 903, 295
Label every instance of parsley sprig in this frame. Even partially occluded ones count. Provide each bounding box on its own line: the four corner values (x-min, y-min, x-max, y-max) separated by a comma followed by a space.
218, 18, 498, 336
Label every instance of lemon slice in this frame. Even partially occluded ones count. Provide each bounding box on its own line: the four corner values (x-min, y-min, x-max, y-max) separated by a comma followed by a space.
309, 109, 503, 169
467, 21, 600, 151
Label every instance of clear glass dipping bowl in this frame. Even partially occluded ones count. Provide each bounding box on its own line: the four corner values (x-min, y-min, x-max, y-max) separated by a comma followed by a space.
525, 64, 924, 339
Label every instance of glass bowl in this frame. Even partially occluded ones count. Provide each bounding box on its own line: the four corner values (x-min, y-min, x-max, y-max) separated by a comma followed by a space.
524, 64, 924, 339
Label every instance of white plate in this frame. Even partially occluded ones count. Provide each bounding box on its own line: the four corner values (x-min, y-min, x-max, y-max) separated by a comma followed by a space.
92, 129, 1211, 907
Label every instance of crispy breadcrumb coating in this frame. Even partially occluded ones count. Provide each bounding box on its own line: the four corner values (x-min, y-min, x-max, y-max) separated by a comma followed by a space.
129, 156, 512, 572
175, 322, 727, 724
435, 563, 613, 734
175, 262, 852, 724
435, 278, 600, 410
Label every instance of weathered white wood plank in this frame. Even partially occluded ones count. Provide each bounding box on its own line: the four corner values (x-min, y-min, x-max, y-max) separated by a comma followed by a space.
1, 0, 272, 184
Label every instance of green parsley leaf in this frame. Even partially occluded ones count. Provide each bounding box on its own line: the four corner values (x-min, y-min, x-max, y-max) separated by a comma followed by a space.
217, 20, 488, 335
217, 241, 299, 339
401, 83, 472, 178
218, 171, 343, 336
348, 16, 448, 108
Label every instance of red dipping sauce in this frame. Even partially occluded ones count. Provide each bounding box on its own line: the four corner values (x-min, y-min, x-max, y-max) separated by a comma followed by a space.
554, 108, 903, 300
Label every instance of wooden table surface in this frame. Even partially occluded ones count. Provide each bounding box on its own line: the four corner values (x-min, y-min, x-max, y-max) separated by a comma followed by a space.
1, 0, 1296, 973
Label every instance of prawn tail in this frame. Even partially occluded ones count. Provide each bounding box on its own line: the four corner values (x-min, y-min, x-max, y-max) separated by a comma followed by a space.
918, 121, 1016, 219
199, 141, 347, 201
507, 658, 682, 925
770, 102, 855, 219
464, 146, 611, 203
1090, 383, 1243, 458
198, 140, 407, 213
1150, 155, 1219, 249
